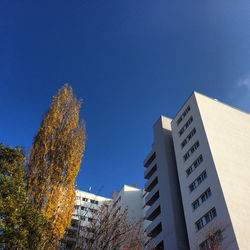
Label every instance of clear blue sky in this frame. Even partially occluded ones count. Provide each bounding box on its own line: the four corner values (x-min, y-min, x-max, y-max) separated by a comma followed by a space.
1, 0, 250, 198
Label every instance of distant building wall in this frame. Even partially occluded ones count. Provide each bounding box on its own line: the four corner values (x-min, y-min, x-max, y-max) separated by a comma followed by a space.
61, 190, 111, 249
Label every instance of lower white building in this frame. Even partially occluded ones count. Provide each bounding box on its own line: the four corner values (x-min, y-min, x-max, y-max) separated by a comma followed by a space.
62, 186, 149, 249
112, 185, 150, 230
61, 189, 111, 249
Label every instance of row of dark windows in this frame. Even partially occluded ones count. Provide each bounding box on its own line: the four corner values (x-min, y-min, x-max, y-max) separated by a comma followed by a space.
181, 128, 196, 148
76, 196, 99, 205
186, 155, 203, 176
195, 207, 217, 231
179, 116, 193, 136
189, 171, 207, 192
72, 214, 95, 222
183, 141, 200, 161
177, 105, 191, 125
74, 205, 98, 214
192, 188, 212, 210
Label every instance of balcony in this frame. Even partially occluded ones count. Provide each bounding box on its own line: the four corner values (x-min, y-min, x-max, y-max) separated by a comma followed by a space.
145, 185, 159, 205
146, 204, 161, 221
144, 164, 157, 180
145, 176, 158, 193
146, 198, 161, 219
149, 222, 162, 239
144, 151, 156, 168
155, 240, 164, 250
146, 213, 161, 236
145, 190, 159, 206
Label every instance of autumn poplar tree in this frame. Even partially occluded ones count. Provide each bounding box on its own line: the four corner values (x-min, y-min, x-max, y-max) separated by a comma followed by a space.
27, 84, 86, 249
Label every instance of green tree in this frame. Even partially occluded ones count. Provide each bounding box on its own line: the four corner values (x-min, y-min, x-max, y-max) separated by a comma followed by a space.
27, 84, 86, 249
0, 143, 47, 249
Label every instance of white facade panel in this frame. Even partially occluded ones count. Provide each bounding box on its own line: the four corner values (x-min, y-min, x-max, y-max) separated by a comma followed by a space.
171, 92, 250, 249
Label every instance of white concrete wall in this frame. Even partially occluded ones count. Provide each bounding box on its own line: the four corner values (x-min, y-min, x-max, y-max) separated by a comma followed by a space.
74, 189, 111, 219
113, 185, 151, 239
195, 92, 250, 250
171, 92, 250, 249
115, 185, 144, 222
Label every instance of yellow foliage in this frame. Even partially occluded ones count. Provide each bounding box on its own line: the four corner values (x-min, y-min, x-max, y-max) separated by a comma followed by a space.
27, 84, 85, 249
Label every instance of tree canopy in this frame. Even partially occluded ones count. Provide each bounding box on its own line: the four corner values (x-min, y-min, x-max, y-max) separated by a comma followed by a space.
27, 84, 86, 248
0, 143, 47, 249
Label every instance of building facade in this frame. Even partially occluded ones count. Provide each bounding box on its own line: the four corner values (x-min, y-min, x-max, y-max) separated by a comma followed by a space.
113, 185, 145, 222
144, 91, 250, 249
143, 117, 189, 249
62, 186, 149, 249
61, 189, 111, 249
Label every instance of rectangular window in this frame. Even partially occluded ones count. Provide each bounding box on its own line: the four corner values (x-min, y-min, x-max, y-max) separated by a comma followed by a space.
205, 214, 211, 223
192, 188, 212, 210
186, 168, 192, 176
76, 196, 81, 200
200, 188, 212, 204
186, 155, 203, 176
192, 200, 200, 210
89, 208, 98, 214
179, 116, 193, 136
181, 128, 196, 148
177, 106, 191, 125
183, 141, 200, 162
198, 172, 207, 184
196, 220, 204, 231
189, 171, 207, 192
82, 198, 88, 202
195, 208, 217, 231
211, 208, 217, 218
177, 117, 182, 125
201, 194, 206, 203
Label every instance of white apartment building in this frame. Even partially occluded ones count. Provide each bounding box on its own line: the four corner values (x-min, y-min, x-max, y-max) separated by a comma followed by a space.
171, 92, 250, 249
113, 184, 150, 229
61, 189, 111, 249
144, 91, 250, 249
113, 185, 144, 221
143, 117, 189, 249
62, 186, 149, 249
